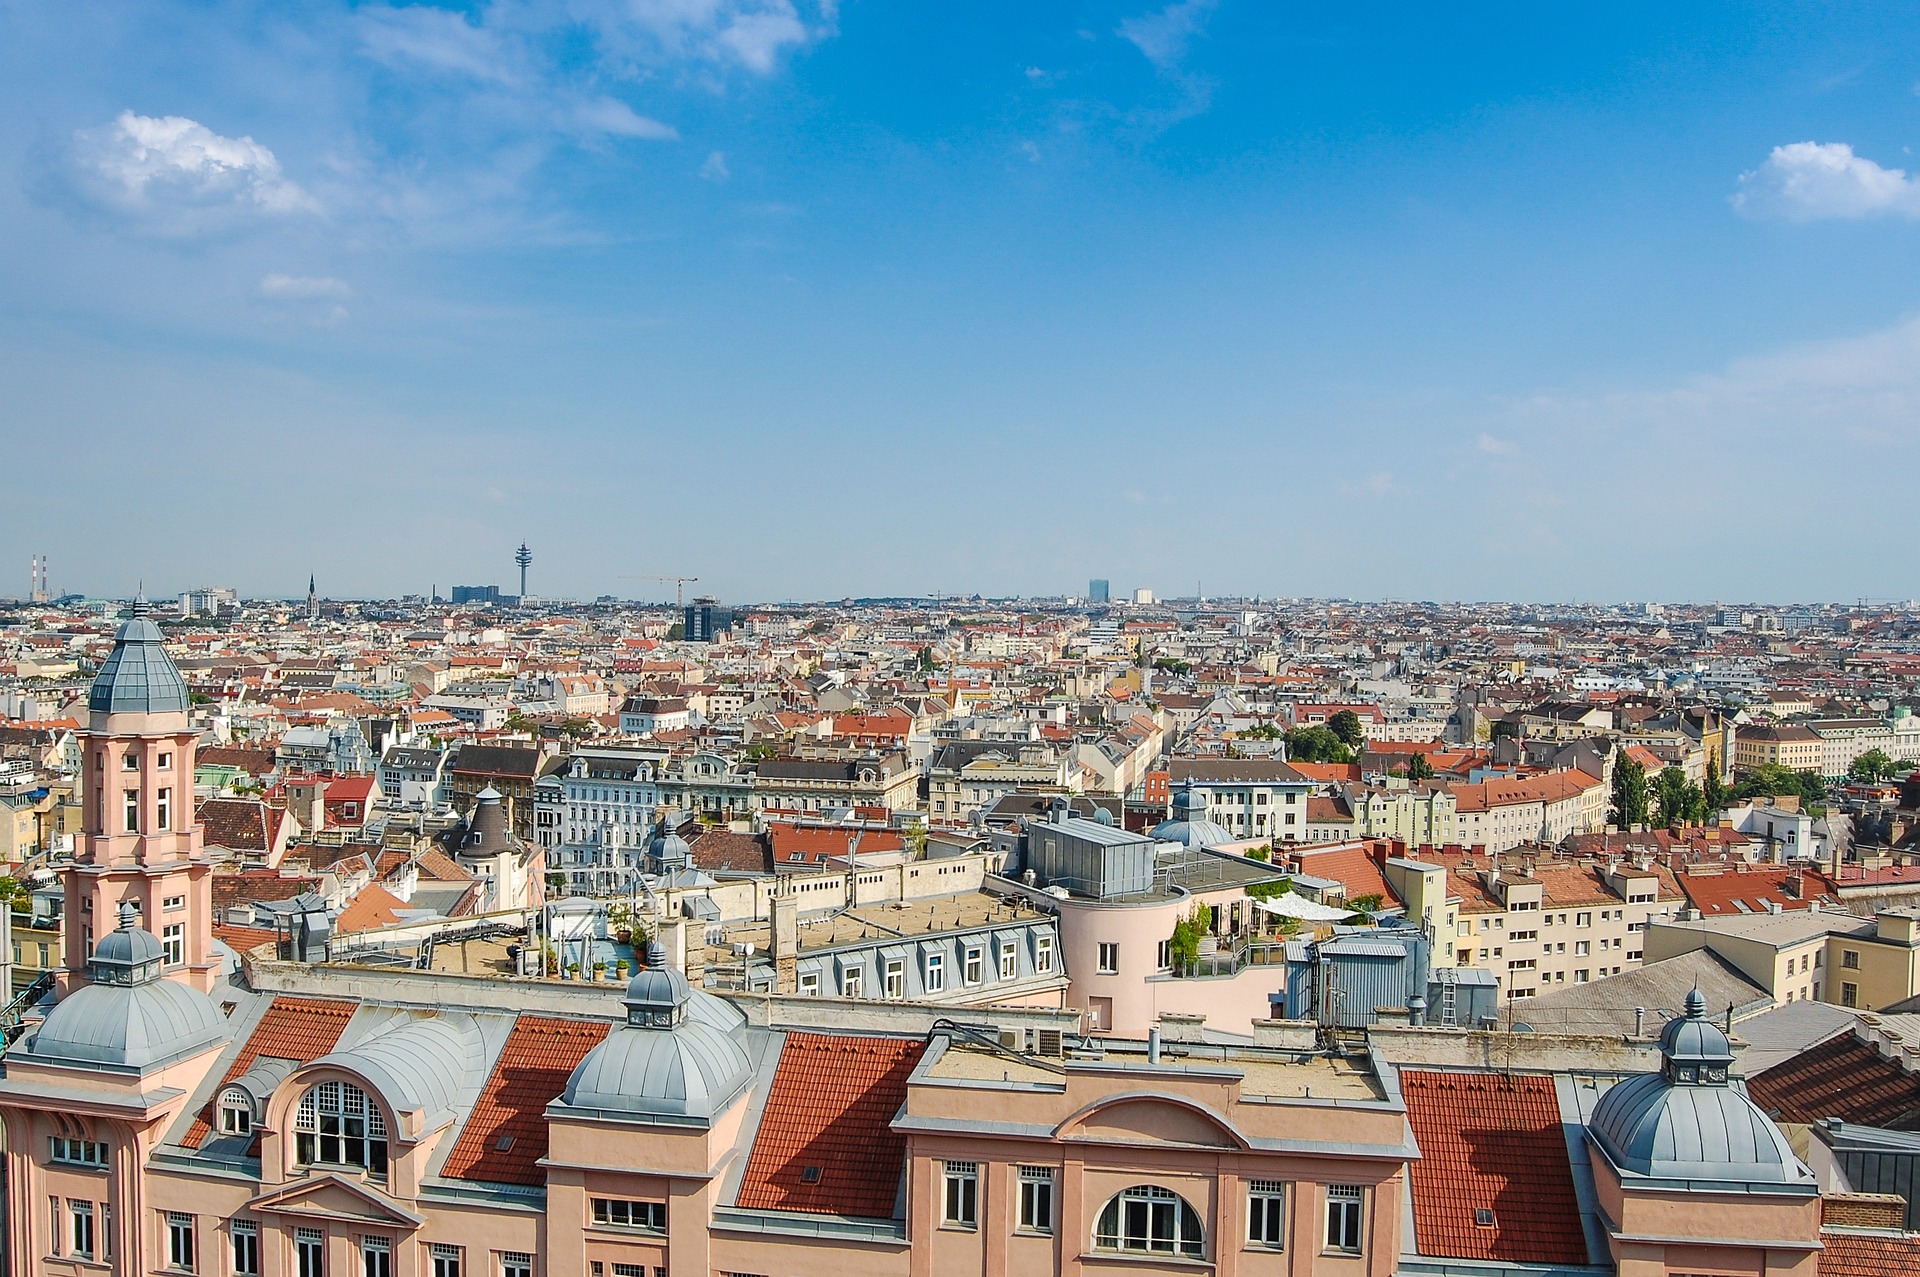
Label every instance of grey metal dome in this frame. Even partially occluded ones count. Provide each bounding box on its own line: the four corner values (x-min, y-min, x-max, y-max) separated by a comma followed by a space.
89, 597, 191, 716
24, 906, 227, 1071
1150, 784, 1233, 849
561, 966, 750, 1122
646, 815, 691, 871
561, 1020, 751, 1122
1589, 988, 1808, 1185
309, 1015, 478, 1131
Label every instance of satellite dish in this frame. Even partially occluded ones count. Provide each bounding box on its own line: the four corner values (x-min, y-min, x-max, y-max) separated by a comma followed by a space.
743, 942, 757, 957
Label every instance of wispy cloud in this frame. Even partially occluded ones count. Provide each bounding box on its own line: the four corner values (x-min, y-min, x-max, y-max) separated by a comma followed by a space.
65, 111, 316, 233
358, 5, 521, 84
260, 274, 350, 299
700, 150, 731, 181
1733, 141, 1920, 221
568, 97, 678, 141
1118, 0, 1216, 68
1476, 433, 1517, 455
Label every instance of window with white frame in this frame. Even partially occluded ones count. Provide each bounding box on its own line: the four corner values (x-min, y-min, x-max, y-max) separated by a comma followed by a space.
884, 958, 905, 999
218, 1089, 253, 1136
1035, 935, 1055, 974
963, 947, 983, 984
124, 788, 140, 833
1097, 942, 1119, 974
230, 1221, 259, 1277
841, 967, 862, 997
429, 1245, 462, 1277
163, 924, 185, 965
1017, 1166, 1054, 1234
70, 1200, 96, 1259
295, 1082, 389, 1179
797, 970, 820, 996
164, 894, 186, 912
1248, 1180, 1286, 1247
943, 1161, 979, 1228
295, 1228, 325, 1277
499, 1251, 533, 1277
49, 1136, 108, 1166
999, 943, 1018, 980
156, 787, 173, 831
924, 951, 945, 992
590, 1199, 666, 1233
1094, 1185, 1205, 1258
167, 1211, 197, 1271
360, 1236, 391, 1277
1324, 1184, 1363, 1253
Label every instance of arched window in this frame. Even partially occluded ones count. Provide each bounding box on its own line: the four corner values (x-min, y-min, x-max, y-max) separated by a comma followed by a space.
294, 1081, 388, 1179
1094, 1185, 1205, 1258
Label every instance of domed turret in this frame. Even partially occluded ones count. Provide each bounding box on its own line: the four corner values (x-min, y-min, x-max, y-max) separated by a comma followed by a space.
646, 814, 691, 873
88, 596, 190, 719
560, 965, 751, 1122
1589, 987, 1808, 1185
23, 904, 228, 1072
1150, 783, 1233, 849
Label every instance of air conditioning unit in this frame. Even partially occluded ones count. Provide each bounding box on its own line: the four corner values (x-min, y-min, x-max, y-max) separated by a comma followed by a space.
998, 1028, 1025, 1052
1035, 1029, 1064, 1058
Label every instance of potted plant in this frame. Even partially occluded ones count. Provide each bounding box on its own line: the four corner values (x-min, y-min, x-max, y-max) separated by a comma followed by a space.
592, 961, 606, 980
607, 900, 635, 946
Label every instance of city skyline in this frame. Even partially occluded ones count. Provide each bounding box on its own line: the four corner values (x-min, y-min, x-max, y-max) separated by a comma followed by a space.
6, 4, 1920, 599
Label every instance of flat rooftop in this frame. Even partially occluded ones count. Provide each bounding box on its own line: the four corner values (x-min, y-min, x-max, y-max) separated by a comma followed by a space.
702, 889, 1052, 963
923, 1039, 1384, 1102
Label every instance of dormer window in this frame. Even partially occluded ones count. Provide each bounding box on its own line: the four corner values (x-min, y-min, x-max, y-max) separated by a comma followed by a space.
295, 1081, 388, 1180
219, 1089, 254, 1136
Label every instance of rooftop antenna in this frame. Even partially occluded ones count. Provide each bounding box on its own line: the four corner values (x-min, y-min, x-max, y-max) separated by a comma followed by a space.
515, 544, 533, 600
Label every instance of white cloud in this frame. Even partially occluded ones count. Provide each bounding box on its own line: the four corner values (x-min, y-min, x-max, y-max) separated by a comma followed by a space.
1732, 141, 1920, 222
359, 5, 520, 83
700, 150, 731, 181
566, 0, 831, 74
570, 97, 678, 140
1476, 433, 1517, 455
1341, 471, 1394, 498
71, 111, 316, 227
260, 274, 351, 300
1118, 0, 1216, 68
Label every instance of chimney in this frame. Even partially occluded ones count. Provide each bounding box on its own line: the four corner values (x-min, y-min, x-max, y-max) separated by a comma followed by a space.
770, 890, 799, 995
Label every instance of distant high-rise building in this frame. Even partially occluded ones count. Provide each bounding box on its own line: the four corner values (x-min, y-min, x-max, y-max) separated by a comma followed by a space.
452, 585, 504, 605
1088, 578, 1110, 603
684, 595, 725, 642
1132, 587, 1155, 605
180, 587, 238, 618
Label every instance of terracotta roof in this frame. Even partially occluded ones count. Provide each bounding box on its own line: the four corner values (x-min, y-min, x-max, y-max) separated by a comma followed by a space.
197, 798, 275, 851
1747, 1033, 1920, 1130
1400, 1071, 1588, 1265
735, 1032, 925, 1219
1288, 844, 1397, 905
442, 1015, 610, 1185
335, 883, 406, 933
183, 996, 357, 1148
1674, 866, 1834, 917
212, 923, 279, 952
1820, 1230, 1920, 1275
210, 870, 323, 916
689, 828, 771, 874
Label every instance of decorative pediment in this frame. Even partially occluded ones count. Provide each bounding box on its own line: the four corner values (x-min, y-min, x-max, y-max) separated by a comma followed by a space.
1056, 1094, 1248, 1150
247, 1174, 424, 1229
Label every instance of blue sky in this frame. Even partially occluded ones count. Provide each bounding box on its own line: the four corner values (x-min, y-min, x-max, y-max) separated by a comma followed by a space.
5, 2, 1920, 604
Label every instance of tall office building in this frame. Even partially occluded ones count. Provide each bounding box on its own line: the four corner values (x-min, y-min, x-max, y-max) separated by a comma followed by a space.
1088, 578, 1110, 603
685, 595, 725, 642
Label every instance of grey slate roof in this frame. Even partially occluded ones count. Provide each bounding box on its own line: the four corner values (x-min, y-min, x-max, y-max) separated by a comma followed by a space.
89, 603, 191, 716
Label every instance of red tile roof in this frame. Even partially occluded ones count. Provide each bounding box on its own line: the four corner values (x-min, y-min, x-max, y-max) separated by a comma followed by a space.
735, 1032, 925, 1219
183, 996, 358, 1148
1747, 1033, 1920, 1130
1820, 1231, 1920, 1275
442, 1015, 611, 1185
1400, 1071, 1588, 1265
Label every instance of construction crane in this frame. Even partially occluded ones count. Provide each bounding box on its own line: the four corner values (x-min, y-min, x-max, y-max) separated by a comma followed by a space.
620, 575, 699, 606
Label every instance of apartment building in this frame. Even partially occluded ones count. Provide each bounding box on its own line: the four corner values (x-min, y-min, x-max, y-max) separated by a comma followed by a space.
1168, 757, 1315, 842
1734, 723, 1824, 774
1644, 909, 1920, 1011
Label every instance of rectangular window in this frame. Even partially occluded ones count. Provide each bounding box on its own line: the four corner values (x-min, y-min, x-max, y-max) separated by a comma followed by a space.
884, 959, 905, 998
1157, 939, 1172, 970
71, 1201, 96, 1260
1035, 935, 1055, 974
841, 968, 862, 997
924, 951, 945, 992
164, 894, 186, 912
1248, 1180, 1287, 1248
125, 788, 141, 833
1325, 1184, 1363, 1253
1000, 943, 1018, 980
500, 1254, 533, 1277
429, 1246, 462, 1277
1576, 912, 1590, 927
231, 1222, 260, 1277
590, 1199, 666, 1233
943, 1162, 979, 1229
157, 787, 173, 831
49, 1136, 109, 1166
963, 948, 983, 984
797, 970, 819, 996
1018, 1167, 1054, 1234
361, 1237, 390, 1277
168, 1212, 197, 1271
296, 1229, 326, 1277
1097, 942, 1119, 975
1842, 982, 1860, 1008
163, 924, 185, 965
1842, 950, 1860, 970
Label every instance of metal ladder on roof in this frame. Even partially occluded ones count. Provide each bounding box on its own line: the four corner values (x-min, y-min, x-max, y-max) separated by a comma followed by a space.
1439, 978, 1457, 1028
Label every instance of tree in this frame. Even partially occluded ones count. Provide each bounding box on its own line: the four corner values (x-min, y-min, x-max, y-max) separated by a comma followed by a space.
1732, 765, 1828, 808
1284, 725, 1354, 764
1611, 756, 1650, 828
1850, 749, 1898, 784
1406, 752, 1435, 782
1654, 766, 1706, 828
1703, 765, 1729, 815
1166, 906, 1210, 974
1328, 710, 1366, 749
915, 645, 937, 673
